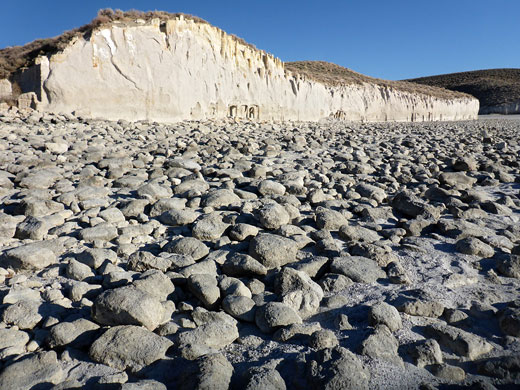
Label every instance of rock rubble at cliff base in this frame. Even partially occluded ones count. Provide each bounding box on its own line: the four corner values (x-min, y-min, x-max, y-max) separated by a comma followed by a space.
0, 109, 519, 389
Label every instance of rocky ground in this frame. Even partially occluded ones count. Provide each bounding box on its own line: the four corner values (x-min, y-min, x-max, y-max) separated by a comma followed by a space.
0, 108, 519, 390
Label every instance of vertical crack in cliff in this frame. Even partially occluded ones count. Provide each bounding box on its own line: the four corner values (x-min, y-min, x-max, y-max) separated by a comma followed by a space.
159, 22, 171, 50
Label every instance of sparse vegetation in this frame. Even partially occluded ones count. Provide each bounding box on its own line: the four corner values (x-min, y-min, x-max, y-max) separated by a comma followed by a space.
285, 61, 470, 99
406, 69, 520, 109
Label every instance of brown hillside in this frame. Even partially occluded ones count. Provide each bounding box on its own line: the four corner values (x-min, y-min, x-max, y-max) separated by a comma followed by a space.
285, 61, 469, 100
406, 69, 520, 110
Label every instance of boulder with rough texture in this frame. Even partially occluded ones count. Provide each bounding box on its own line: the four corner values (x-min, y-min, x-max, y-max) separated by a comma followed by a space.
244, 366, 286, 390
91, 286, 165, 330
0, 351, 63, 390
426, 323, 493, 360
47, 318, 100, 349
330, 256, 386, 284
369, 302, 402, 332
176, 319, 239, 359
89, 325, 173, 372
255, 302, 302, 333
275, 267, 324, 318
307, 346, 370, 390
249, 233, 298, 269
1, 243, 56, 270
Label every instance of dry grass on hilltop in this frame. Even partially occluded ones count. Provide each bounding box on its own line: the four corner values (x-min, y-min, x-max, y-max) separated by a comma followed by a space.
0, 9, 212, 80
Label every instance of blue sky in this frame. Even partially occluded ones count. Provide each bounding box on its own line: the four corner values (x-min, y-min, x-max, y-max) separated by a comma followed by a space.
1, 0, 518, 80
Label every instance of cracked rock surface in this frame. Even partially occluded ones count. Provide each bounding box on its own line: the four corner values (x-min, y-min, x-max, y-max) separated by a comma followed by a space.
0, 108, 519, 389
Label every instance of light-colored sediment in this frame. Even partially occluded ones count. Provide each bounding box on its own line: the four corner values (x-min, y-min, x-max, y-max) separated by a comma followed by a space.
15, 17, 479, 122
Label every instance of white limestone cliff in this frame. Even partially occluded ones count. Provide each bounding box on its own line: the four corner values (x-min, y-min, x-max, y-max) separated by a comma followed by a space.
18, 16, 479, 122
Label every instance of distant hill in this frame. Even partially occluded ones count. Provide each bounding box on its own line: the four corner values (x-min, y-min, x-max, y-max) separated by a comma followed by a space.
285, 61, 466, 100
406, 69, 520, 114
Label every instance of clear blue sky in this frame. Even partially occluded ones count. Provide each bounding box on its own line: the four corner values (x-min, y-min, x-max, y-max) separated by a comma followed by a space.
1, 0, 518, 80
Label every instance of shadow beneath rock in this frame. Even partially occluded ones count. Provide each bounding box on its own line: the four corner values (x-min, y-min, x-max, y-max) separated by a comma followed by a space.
432, 241, 457, 255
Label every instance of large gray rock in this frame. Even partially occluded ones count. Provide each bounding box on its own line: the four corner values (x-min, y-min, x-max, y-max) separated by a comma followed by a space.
257, 203, 290, 230
132, 269, 175, 301
66, 258, 95, 281
330, 256, 386, 283
315, 207, 348, 231
258, 180, 286, 196
0, 328, 29, 359
306, 346, 370, 390
176, 319, 239, 360
92, 286, 165, 330
497, 254, 520, 278
47, 318, 100, 349
222, 253, 268, 277
89, 325, 173, 372
136, 182, 173, 201
360, 325, 402, 364
188, 274, 220, 309
426, 323, 493, 360
391, 191, 440, 219
1, 243, 56, 270
0, 351, 63, 390
191, 353, 234, 390
369, 302, 402, 332
2, 300, 42, 329
439, 171, 477, 190
255, 302, 302, 333
79, 223, 118, 242
222, 295, 256, 322
339, 224, 380, 243
244, 366, 286, 390
309, 329, 339, 350
77, 248, 117, 269
275, 267, 324, 318
121, 380, 167, 390
160, 209, 200, 226
201, 189, 241, 208
498, 305, 520, 337
127, 250, 172, 272
192, 213, 229, 240
249, 234, 298, 269
356, 183, 387, 203
410, 339, 443, 368
15, 216, 49, 240
167, 237, 209, 260
455, 237, 495, 258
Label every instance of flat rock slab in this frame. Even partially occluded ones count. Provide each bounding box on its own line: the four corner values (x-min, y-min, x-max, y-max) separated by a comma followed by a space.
426, 323, 494, 360
330, 256, 386, 284
89, 325, 173, 372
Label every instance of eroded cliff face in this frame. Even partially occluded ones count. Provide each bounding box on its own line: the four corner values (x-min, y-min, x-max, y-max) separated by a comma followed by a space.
24, 17, 479, 122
